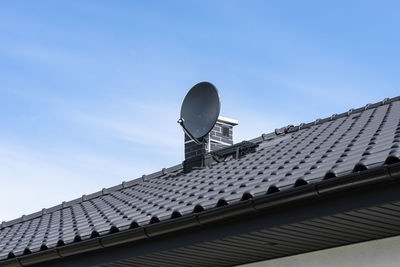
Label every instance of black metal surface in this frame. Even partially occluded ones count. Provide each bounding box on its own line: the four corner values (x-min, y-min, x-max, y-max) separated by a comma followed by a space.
179, 82, 220, 140
211, 141, 258, 160
182, 154, 213, 173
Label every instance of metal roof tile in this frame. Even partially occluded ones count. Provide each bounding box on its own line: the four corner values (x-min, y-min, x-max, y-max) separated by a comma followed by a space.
2, 96, 400, 260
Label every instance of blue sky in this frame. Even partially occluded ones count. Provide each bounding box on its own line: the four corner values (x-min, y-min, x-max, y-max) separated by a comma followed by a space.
0, 1, 399, 221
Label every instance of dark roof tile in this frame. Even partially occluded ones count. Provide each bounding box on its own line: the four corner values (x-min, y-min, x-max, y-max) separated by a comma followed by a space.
1, 96, 400, 260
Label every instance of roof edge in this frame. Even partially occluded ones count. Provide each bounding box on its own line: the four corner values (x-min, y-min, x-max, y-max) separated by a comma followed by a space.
4, 162, 400, 266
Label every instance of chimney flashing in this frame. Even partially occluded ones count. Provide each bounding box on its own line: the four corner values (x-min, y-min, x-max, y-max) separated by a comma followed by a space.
183, 116, 238, 172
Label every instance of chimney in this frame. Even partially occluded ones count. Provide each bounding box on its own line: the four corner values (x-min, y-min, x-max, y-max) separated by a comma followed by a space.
183, 116, 238, 171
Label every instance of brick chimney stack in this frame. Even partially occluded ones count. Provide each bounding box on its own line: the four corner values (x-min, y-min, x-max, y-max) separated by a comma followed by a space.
183, 116, 238, 172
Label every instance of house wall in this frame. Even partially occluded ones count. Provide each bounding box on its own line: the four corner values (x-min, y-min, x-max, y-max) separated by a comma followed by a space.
241, 235, 400, 267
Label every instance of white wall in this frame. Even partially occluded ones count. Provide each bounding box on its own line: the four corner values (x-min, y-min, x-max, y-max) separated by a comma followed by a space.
241, 235, 400, 267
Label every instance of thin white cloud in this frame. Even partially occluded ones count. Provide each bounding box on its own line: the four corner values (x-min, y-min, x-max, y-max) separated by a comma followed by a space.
70, 99, 183, 152
0, 142, 89, 221
285, 80, 376, 107
0, 42, 89, 69
0, 141, 161, 222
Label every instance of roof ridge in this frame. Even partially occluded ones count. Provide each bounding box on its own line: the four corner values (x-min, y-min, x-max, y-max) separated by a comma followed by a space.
2, 95, 399, 230
247, 95, 400, 143
288, 96, 400, 132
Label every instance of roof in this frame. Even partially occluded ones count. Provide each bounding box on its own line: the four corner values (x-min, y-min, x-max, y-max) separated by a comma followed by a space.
1, 96, 400, 265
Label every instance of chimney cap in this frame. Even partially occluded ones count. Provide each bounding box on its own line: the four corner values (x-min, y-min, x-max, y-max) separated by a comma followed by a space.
218, 116, 238, 126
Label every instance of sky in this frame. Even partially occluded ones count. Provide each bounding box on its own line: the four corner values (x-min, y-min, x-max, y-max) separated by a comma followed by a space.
0, 0, 399, 221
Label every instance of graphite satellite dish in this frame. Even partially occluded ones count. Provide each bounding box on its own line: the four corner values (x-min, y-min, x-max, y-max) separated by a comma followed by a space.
178, 82, 221, 144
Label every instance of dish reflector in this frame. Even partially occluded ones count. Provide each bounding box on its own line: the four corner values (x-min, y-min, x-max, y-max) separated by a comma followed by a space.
179, 82, 220, 141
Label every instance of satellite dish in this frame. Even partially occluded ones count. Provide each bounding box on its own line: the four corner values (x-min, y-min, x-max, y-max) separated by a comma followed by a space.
178, 82, 220, 144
